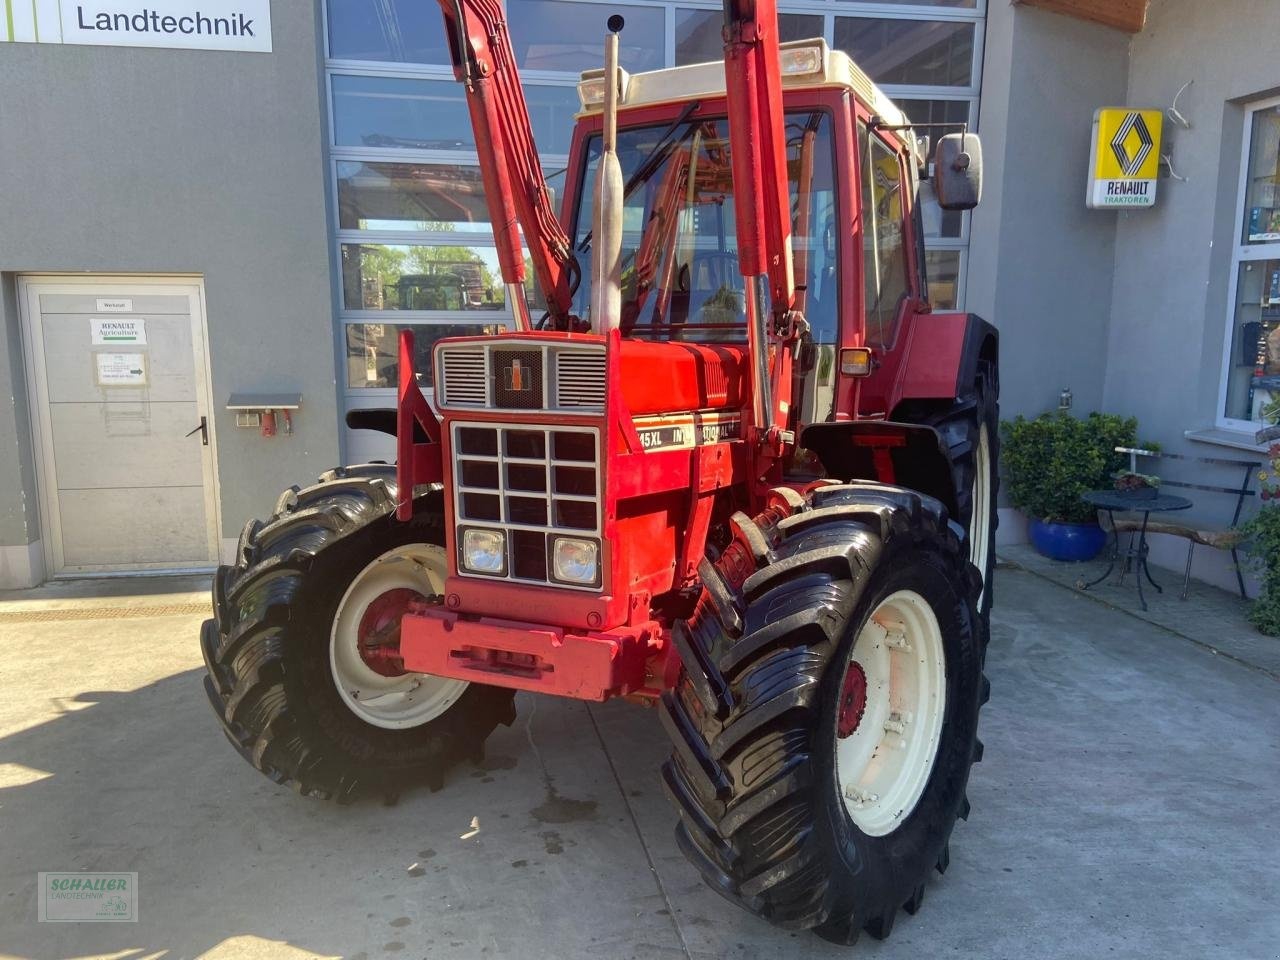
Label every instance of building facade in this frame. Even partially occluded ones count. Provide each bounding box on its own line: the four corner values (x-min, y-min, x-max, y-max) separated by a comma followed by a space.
0, 0, 1275, 588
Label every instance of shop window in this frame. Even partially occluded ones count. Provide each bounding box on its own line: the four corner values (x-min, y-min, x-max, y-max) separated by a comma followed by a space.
346, 322, 507, 388
674, 8, 823, 66
332, 76, 475, 150
327, 0, 449, 63
924, 249, 961, 310
340, 244, 508, 312
506, 1, 663, 73
860, 124, 910, 348
837, 0, 976, 5
835, 17, 975, 87
331, 76, 578, 155
338, 162, 493, 233
1223, 100, 1280, 426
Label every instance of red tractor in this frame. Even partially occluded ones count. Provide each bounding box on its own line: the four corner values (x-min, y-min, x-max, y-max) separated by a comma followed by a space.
201, 0, 997, 944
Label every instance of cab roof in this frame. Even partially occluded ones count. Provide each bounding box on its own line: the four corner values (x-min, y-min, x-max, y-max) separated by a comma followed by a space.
576, 38, 923, 165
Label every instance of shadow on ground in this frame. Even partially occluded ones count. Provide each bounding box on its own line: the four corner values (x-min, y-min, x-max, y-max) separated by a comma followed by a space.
1, 569, 1278, 959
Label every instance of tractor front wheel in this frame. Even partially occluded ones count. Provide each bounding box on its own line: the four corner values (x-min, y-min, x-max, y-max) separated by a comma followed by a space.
660, 483, 986, 942
200, 465, 516, 801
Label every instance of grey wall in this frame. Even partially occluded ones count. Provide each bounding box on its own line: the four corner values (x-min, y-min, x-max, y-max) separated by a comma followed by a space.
0, 0, 339, 557
1102, 0, 1280, 448
968, 4, 1130, 420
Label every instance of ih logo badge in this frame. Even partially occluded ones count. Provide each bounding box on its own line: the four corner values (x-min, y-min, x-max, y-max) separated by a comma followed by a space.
1087, 108, 1163, 209
504, 358, 530, 392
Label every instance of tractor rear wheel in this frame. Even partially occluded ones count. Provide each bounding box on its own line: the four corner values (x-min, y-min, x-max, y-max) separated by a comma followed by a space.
660, 483, 986, 942
200, 464, 516, 801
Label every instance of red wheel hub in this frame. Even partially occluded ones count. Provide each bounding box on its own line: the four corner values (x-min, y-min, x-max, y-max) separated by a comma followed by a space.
356, 588, 425, 678
837, 661, 868, 738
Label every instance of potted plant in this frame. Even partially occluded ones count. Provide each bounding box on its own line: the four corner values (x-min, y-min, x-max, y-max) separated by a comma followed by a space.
1002, 411, 1139, 561
1240, 405, 1280, 635
1113, 470, 1161, 500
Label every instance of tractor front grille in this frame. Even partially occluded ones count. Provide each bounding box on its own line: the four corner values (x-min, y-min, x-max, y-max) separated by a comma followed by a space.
436, 342, 606, 412
451, 422, 602, 589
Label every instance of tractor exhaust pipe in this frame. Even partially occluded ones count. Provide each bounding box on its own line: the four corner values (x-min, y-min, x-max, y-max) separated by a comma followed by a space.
590, 17, 625, 334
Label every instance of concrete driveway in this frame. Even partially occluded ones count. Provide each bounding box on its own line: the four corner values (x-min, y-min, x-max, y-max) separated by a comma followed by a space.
1, 568, 1277, 960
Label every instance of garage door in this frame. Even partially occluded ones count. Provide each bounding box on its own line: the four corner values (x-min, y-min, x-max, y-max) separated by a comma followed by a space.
19, 278, 220, 576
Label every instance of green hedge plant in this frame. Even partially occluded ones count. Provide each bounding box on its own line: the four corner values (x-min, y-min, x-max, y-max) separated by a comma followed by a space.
1240, 440, 1280, 636
1001, 412, 1139, 524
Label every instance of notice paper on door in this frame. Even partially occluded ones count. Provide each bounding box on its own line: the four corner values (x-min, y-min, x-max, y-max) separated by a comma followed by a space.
91, 318, 146, 345
95, 352, 148, 386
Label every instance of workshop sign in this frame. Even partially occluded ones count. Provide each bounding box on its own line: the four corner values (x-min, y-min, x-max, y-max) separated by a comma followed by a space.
1087, 108, 1163, 209
1, 1, 272, 52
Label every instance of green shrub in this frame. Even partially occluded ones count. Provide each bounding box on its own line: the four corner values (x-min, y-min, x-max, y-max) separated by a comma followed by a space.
1240, 441, 1280, 636
1001, 412, 1139, 524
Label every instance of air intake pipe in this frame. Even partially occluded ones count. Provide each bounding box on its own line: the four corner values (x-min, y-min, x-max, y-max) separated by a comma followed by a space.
590, 17, 625, 334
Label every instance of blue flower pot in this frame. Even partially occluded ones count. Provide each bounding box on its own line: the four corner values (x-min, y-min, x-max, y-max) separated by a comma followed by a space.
1028, 518, 1108, 562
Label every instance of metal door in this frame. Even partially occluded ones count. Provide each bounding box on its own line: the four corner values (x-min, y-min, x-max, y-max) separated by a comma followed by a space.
19, 278, 220, 576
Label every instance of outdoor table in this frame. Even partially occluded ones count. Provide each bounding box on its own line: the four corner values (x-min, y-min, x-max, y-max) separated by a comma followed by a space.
1080, 490, 1193, 610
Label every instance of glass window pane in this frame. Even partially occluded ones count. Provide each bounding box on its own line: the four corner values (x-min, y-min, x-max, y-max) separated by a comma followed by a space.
674, 8, 823, 66
327, 0, 449, 63
332, 76, 473, 150
346, 322, 508, 389
860, 126, 909, 348
924, 249, 960, 310
837, 0, 975, 6
331, 77, 577, 154
506, 1, 663, 73
338, 161, 492, 233
1243, 104, 1280, 245
341, 244, 508, 311
1224, 259, 1280, 422
896, 98, 970, 239
525, 85, 581, 155
835, 18, 974, 87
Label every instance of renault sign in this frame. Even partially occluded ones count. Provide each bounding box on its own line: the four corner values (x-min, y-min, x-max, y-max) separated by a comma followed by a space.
1087, 108, 1163, 209
1, 1, 272, 52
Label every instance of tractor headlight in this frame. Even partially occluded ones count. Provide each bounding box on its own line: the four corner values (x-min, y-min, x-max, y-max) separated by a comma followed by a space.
461, 528, 506, 575
551, 537, 600, 586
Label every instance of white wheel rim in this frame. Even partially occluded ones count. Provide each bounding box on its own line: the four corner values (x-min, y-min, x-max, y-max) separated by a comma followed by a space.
329, 543, 468, 730
836, 590, 947, 836
970, 422, 992, 607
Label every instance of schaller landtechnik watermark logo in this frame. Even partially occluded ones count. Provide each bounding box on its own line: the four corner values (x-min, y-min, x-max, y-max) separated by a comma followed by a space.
38, 873, 138, 922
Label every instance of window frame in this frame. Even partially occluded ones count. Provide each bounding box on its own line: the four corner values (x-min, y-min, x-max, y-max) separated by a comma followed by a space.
1217, 93, 1280, 431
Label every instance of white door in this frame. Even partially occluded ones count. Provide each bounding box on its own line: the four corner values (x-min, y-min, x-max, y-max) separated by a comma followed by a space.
19, 277, 221, 576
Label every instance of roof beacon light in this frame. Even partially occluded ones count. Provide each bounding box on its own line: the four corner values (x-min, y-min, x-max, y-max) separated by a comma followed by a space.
779, 43, 823, 77
577, 67, 630, 109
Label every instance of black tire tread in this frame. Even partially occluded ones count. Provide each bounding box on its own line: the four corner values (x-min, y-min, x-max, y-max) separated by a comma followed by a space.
201, 464, 512, 802
661, 482, 988, 939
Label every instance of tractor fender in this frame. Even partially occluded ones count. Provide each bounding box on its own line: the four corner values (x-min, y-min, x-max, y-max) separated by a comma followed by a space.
800, 420, 959, 520
954, 313, 999, 400
896, 312, 998, 404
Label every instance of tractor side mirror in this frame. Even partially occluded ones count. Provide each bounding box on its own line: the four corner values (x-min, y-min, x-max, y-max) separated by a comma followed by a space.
933, 133, 983, 211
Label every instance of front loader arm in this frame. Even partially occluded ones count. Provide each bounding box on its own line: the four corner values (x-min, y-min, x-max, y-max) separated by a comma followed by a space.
436, 0, 577, 329
721, 0, 802, 479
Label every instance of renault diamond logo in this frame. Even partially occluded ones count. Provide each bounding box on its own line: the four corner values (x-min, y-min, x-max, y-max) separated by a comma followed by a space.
504, 358, 530, 392
1110, 112, 1154, 178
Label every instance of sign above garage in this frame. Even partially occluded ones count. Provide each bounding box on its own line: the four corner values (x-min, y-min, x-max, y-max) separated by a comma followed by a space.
1, 1, 272, 53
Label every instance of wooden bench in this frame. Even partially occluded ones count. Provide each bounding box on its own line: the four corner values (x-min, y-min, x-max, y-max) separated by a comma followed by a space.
1105, 446, 1257, 600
